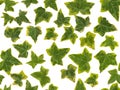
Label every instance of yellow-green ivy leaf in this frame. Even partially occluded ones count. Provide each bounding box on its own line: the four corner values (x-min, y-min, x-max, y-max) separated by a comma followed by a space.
0, 75, 4, 84
75, 79, 86, 90
3, 85, 11, 90
48, 84, 58, 90
25, 80, 38, 90
22, 0, 38, 7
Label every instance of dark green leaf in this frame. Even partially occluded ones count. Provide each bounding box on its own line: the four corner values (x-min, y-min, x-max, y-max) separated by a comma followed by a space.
44, 27, 58, 40
3, 85, 11, 90
46, 42, 70, 65
75, 79, 86, 90
0, 75, 4, 84
75, 16, 90, 32
26, 26, 42, 42
65, 0, 94, 15
27, 51, 45, 68
0, 49, 22, 74
44, 0, 58, 10
34, 7, 52, 24
54, 10, 70, 27
48, 84, 58, 90
31, 66, 50, 87
69, 48, 92, 73
15, 10, 30, 25
22, 0, 38, 7
80, 32, 95, 49
4, 27, 22, 42
101, 36, 118, 50
95, 50, 117, 72
61, 26, 78, 44
61, 64, 77, 82
13, 41, 32, 58
25, 80, 38, 90
94, 17, 116, 36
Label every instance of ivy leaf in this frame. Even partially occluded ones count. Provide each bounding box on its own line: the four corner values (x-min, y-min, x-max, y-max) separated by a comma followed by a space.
75, 16, 90, 32
75, 79, 86, 90
61, 64, 77, 82
22, 0, 38, 7
26, 26, 42, 42
27, 51, 45, 68
0, 49, 22, 74
118, 63, 120, 71
46, 42, 70, 65
101, 36, 118, 50
61, 26, 78, 44
2, 13, 14, 25
110, 83, 120, 90
100, 0, 120, 20
25, 80, 38, 90
48, 84, 58, 90
34, 7, 52, 25
65, 0, 94, 15
31, 66, 50, 87
95, 50, 117, 72
69, 48, 92, 73
44, 0, 58, 10
13, 41, 32, 58
15, 10, 30, 25
85, 73, 98, 87
0, 75, 4, 84
54, 10, 70, 27
3, 85, 11, 90
11, 71, 27, 86
94, 17, 117, 36
4, 27, 22, 42
44, 27, 58, 40
108, 69, 120, 84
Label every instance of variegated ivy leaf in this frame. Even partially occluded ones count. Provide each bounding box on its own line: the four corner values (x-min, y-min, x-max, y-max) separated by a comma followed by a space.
75, 79, 86, 90
22, 0, 38, 7
46, 42, 70, 65
54, 10, 70, 27
0, 49, 22, 74
80, 32, 96, 49
75, 16, 90, 32
65, 0, 94, 15
94, 17, 117, 36
13, 41, 32, 58
31, 66, 50, 87
0, 75, 4, 84
4, 27, 22, 42
25, 80, 38, 90
48, 84, 58, 90
102, 83, 120, 90
44, 0, 58, 11
34, 7, 52, 25
26, 26, 42, 42
69, 48, 92, 73
61, 64, 77, 82
95, 50, 117, 72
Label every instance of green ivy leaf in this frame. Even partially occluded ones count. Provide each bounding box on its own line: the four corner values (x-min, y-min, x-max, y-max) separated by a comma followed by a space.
65, 0, 94, 15
26, 26, 42, 42
61, 64, 77, 82
95, 50, 117, 72
22, 0, 38, 7
34, 7, 52, 25
94, 17, 117, 36
13, 41, 32, 58
85, 73, 98, 87
4, 27, 22, 42
31, 66, 50, 87
48, 84, 58, 90
27, 51, 45, 68
108, 69, 120, 84
61, 26, 78, 44
80, 32, 96, 49
11, 71, 27, 86
118, 63, 120, 71
44, 0, 58, 10
46, 42, 70, 65
25, 80, 38, 90
15, 10, 30, 25
0, 75, 4, 84
3, 85, 11, 90
75, 16, 90, 32
100, 0, 120, 20
0, 49, 22, 74
69, 48, 92, 73
54, 10, 70, 27
75, 79, 86, 90
101, 36, 118, 50
2, 13, 14, 25
44, 27, 58, 40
